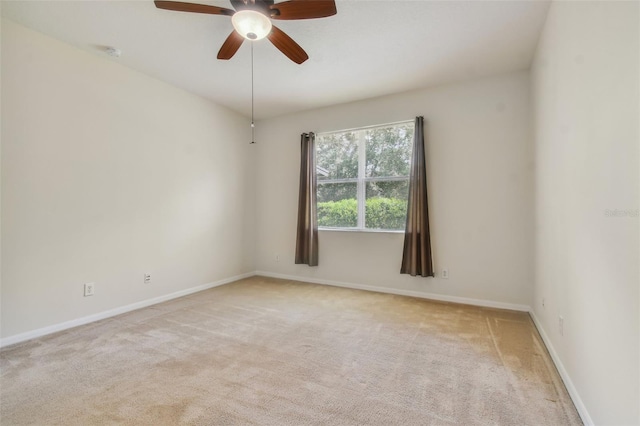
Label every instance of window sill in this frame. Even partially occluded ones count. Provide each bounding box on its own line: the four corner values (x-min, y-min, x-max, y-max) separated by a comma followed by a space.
319, 228, 405, 235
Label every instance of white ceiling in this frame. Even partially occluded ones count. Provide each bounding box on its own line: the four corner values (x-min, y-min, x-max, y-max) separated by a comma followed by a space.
1, 0, 550, 119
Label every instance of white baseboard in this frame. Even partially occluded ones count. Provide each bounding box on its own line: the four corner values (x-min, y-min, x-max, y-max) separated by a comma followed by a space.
529, 310, 593, 426
255, 270, 531, 312
0, 271, 530, 348
0, 272, 256, 348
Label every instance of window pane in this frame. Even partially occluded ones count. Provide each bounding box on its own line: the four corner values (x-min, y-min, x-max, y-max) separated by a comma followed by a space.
317, 182, 358, 228
365, 124, 413, 178
316, 121, 413, 231
365, 180, 409, 230
316, 132, 358, 180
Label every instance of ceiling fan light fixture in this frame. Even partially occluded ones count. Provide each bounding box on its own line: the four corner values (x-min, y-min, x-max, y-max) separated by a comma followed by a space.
231, 10, 272, 40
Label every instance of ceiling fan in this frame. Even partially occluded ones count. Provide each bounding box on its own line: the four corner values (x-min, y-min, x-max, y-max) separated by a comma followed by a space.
154, 0, 337, 64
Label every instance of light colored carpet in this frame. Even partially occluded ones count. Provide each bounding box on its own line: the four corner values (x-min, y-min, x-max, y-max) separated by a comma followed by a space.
1, 276, 581, 425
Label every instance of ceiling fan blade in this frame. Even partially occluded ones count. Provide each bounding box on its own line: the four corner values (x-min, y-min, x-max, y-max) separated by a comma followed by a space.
268, 25, 308, 64
217, 31, 245, 60
270, 0, 336, 20
154, 1, 234, 16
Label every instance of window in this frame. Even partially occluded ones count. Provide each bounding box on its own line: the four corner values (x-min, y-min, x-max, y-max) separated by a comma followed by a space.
316, 121, 413, 231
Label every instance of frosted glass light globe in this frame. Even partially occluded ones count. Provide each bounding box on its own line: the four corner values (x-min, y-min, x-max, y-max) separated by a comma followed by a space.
232, 10, 272, 40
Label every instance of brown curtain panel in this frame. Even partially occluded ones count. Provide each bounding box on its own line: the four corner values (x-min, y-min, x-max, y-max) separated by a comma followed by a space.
401, 117, 434, 277
295, 132, 319, 266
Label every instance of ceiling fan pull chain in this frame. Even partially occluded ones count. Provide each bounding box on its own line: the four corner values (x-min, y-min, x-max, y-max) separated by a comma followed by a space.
251, 41, 255, 144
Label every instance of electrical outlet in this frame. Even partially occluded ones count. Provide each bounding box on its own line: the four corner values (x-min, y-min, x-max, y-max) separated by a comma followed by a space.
542, 298, 546, 309
441, 268, 449, 279
559, 315, 564, 336
84, 283, 95, 297
275, 253, 280, 262
144, 273, 152, 284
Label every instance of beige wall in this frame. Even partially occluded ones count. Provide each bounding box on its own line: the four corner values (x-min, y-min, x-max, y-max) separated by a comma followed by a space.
1, 20, 255, 339
531, 2, 639, 424
254, 72, 534, 308
0, 12, 3, 336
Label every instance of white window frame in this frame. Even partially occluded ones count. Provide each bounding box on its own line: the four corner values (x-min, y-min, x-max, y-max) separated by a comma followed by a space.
316, 120, 413, 232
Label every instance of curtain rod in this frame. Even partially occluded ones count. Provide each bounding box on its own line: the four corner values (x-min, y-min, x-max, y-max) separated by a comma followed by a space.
316, 118, 415, 137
